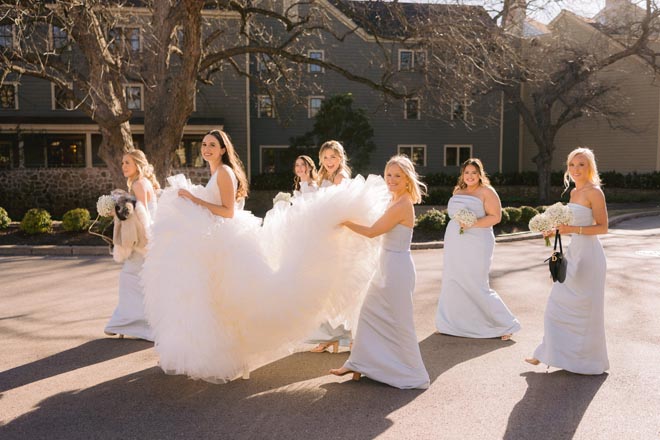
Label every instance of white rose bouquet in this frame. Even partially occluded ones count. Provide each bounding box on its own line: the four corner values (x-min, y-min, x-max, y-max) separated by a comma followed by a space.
528, 213, 554, 246
453, 208, 477, 235
96, 194, 116, 217
544, 202, 574, 228
272, 191, 292, 206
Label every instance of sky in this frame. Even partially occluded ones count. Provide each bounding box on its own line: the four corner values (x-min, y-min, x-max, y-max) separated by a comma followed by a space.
530, 1, 606, 23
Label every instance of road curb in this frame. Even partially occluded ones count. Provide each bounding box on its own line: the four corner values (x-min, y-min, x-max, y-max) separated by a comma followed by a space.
1, 211, 658, 256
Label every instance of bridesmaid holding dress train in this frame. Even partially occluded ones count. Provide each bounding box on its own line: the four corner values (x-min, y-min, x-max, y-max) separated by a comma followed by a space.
526, 147, 609, 375
434, 158, 520, 340
330, 155, 430, 389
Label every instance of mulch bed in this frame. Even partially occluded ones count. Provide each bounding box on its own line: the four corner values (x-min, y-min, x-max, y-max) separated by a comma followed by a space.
0, 222, 111, 246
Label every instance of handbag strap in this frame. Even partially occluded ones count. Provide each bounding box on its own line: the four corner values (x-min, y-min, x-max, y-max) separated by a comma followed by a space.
554, 230, 563, 253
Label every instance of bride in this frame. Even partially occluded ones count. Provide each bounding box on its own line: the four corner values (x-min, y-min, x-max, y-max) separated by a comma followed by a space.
143, 130, 390, 383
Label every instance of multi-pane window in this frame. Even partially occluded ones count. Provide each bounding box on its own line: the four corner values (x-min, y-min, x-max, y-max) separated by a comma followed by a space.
451, 99, 472, 122
308, 50, 324, 73
257, 95, 274, 118
398, 145, 426, 167
52, 83, 75, 110
109, 27, 141, 52
0, 83, 18, 109
125, 85, 143, 110
0, 25, 13, 48
308, 96, 323, 118
398, 49, 426, 71
444, 144, 472, 166
404, 98, 420, 120
260, 145, 289, 173
51, 26, 69, 50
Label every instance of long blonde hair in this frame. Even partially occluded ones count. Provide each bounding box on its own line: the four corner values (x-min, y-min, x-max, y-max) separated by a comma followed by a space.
385, 155, 427, 204
206, 129, 249, 200
563, 147, 602, 193
454, 158, 490, 193
317, 140, 351, 184
124, 149, 161, 192
293, 155, 318, 191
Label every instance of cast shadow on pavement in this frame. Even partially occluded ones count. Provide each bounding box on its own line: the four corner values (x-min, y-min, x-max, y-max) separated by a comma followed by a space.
0, 338, 152, 393
0, 333, 509, 440
503, 370, 608, 440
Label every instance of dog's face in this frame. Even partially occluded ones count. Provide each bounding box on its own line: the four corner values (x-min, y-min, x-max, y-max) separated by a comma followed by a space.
111, 189, 137, 221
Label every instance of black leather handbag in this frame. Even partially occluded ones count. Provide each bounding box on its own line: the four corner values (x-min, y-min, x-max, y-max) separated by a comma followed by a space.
545, 231, 567, 283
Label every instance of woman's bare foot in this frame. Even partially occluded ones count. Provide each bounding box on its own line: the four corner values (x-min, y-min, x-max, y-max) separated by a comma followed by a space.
329, 367, 361, 381
310, 341, 339, 353
501, 334, 513, 341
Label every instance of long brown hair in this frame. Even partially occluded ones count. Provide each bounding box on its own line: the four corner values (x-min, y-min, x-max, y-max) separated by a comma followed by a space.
124, 149, 161, 192
206, 129, 249, 200
454, 157, 490, 193
317, 140, 351, 184
293, 155, 318, 191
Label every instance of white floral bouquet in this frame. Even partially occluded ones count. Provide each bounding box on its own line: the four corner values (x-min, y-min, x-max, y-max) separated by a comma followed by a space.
528, 202, 574, 246
528, 213, 554, 246
96, 194, 116, 217
453, 208, 477, 234
272, 191, 292, 206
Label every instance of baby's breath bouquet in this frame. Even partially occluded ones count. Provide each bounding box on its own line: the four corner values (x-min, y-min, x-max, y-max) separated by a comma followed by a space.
96, 194, 116, 217
528, 213, 554, 246
272, 191, 292, 206
453, 208, 477, 235
528, 202, 573, 246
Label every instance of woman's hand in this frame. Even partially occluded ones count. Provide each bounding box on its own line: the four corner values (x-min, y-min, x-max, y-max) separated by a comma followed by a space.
178, 189, 197, 204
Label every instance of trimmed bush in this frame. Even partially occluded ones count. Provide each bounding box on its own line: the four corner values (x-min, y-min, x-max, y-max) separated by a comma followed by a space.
415, 209, 447, 231
535, 205, 547, 214
500, 208, 510, 225
519, 206, 539, 225
423, 189, 452, 205
62, 208, 91, 232
20, 208, 52, 235
503, 207, 522, 224
0, 207, 10, 229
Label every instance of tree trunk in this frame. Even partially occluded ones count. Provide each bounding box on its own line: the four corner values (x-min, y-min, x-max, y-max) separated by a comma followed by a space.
533, 142, 554, 204
143, 0, 204, 183
98, 121, 135, 189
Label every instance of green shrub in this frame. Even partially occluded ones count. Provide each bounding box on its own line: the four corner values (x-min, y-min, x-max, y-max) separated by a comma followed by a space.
423, 189, 452, 205
415, 209, 447, 231
535, 205, 547, 214
20, 208, 52, 235
503, 207, 522, 224
251, 171, 295, 190
62, 208, 91, 232
519, 206, 539, 225
500, 208, 510, 224
0, 207, 10, 229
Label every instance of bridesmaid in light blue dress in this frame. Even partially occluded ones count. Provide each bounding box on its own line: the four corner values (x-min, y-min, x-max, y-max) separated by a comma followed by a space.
105, 150, 159, 341
435, 158, 520, 339
330, 155, 430, 389
527, 148, 609, 375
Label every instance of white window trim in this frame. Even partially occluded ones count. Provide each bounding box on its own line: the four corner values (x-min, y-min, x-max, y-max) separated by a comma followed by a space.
308, 95, 324, 119
397, 144, 427, 167
49, 25, 71, 51
398, 49, 426, 71
0, 82, 19, 110
259, 144, 288, 173
308, 49, 325, 73
450, 98, 473, 122
257, 95, 275, 119
51, 82, 75, 110
444, 144, 473, 167
0, 24, 15, 49
124, 83, 144, 111
404, 97, 421, 120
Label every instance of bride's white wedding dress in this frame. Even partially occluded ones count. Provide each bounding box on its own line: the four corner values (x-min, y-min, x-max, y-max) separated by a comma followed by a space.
143, 167, 389, 383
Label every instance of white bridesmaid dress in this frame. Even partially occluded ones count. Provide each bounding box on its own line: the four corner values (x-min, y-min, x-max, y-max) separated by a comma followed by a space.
533, 203, 609, 375
143, 168, 389, 383
343, 224, 430, 389
104, 199, 156, 341
435, 194, 520, 338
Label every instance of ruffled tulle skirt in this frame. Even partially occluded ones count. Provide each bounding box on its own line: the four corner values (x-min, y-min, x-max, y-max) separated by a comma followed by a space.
143, 174, 390, 383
